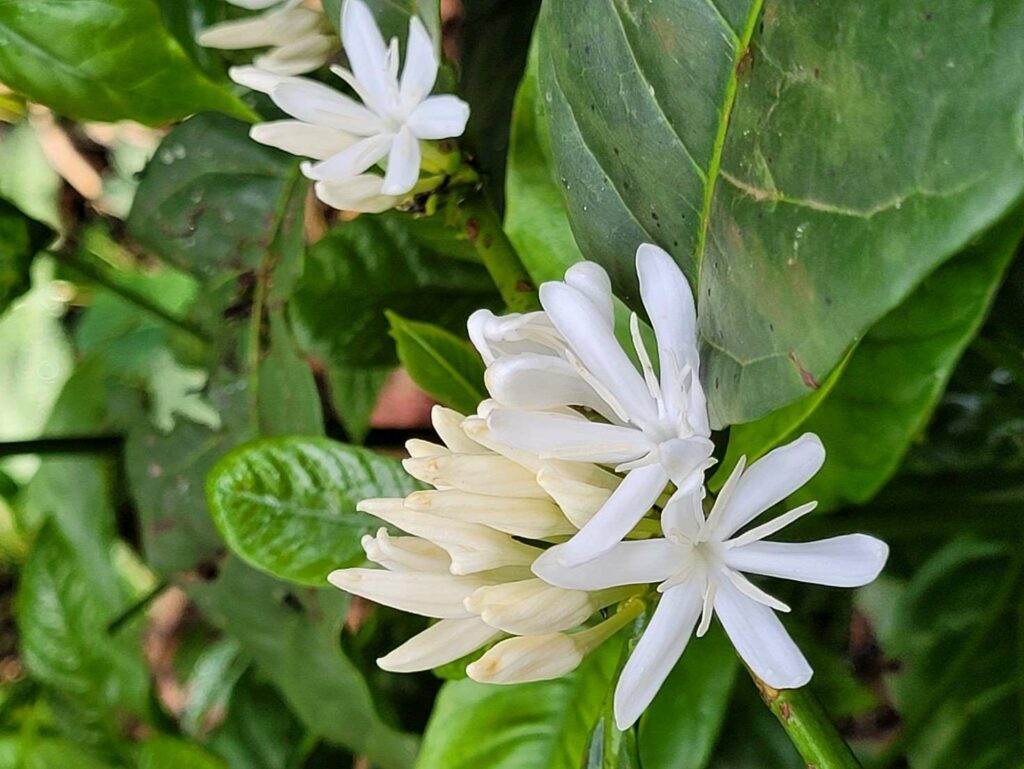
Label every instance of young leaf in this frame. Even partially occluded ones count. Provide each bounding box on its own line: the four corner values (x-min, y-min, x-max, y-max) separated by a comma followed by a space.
207, 436, 419, 586
538, 0, 1024, 426
386, 311, 486, 414
0, 0, 252, 125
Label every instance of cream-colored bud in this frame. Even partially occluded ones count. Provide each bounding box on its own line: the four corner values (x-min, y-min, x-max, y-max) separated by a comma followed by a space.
377, 617, 500, 673
535, 464, 616, 528
361, 528, 450, 573
327, 568, 489, 619
403, 454, 548, 499
404, 438, 448, 459
404, 489, 575, 539
430, 406, 481, 454
465, 579, 596, 635
466, 634, 583, 684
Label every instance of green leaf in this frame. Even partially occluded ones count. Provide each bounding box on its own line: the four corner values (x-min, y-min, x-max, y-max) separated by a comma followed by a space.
22, 740, 113, 769
637, 628, 739, 769
191, 556, 419, 769
207, 673, 305, 769
207, 436, 418, 586
789, 210, 1024, 510
0, 198, 53, 315
538, 0, 1024, 426
156, 0, 230, 76
866, 539, 1023, 769
290, 214, 497, 371
0, 0, 252, 125
386, 312, 486, 414
415, 639, 621, 769
138, 737, 227, 769
322, 0, 439, 42
15, 523, 150, 723
327, 364, 392, 444
257, 313, 324, 438
127, 113, 305, 295
706, 684, 803, 769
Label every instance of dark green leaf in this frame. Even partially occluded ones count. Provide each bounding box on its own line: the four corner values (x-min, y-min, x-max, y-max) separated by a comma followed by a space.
539, 0, 1024, 426
207, 436, 418, 586
257, 313, 324, 438
207, 673, 305, 769
327, 364, 393, 444
0, 1, 252, 125
191, 556, 419, 769
387, 311, 486, 414
290, 214, 497, 370
15, 523, 150, 723
138, 737, 227, 769
638, 628, 739, 769
415, 638, 621, 769
156, 0, 230, 76
0, 198, 53, 315
127, 113, 305, 296
323, 0, 439, 42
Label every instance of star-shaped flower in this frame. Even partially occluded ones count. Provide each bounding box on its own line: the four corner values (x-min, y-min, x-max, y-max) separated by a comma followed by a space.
483, 245, 714, 566
533, 433, 889, 729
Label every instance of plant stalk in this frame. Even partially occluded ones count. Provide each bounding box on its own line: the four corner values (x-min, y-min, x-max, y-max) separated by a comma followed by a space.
754, 678, 862, 769
451, 188, 539, 313
0, 435, 123, 457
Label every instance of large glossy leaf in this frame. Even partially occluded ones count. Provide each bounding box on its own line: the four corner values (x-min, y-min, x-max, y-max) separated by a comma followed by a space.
637, 629, 739, 769
415, 639, 621, 769
127, 113, 305, 296
0, 0, 252, 125
207, 436, 418, 586
539, 0, 1024, 426
191, 556, 419, 769
0, 198, 53, 315
387, 312, 486, 414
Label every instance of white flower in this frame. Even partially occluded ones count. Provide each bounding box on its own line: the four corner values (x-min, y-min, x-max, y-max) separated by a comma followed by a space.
197, 0, 338, 76
328, 406, 639, 677
480, 245, 714, 567
241, 0, 469, 201
533, 433, 890, 729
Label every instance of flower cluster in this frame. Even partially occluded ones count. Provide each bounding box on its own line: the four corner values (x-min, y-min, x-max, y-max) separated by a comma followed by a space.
198, 0, 470, 213
331, 244, 889, 730
329, 405, 645, 681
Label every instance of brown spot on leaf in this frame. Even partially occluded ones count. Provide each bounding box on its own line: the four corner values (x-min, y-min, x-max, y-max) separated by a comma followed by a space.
516, 280, 535, 293
789, 351, 820, 389
465, 218, 480, 242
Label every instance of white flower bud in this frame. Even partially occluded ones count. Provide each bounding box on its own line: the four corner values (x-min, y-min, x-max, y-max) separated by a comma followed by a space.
465, 579, 597, 635
466, 634, 583, 684
327, 568, 489, 619
377, 617, 500, 673
403, 489, 574, 539
402, 454, 547, 499
361, 528, 450, 573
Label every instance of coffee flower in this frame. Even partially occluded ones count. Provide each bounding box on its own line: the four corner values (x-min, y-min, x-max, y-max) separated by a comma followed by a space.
198, 0, 337, 76
240, 0, 469, 208
534, 433, 889, 729
481, 245, 714, 567
328, 406, 641, 678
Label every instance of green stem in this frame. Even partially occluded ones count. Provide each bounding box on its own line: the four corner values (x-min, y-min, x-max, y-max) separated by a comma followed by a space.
51, 249, 211, 345
755, 678, 861, 769
107, 580, 169, 635
0, 435, 122, 457
451, 188, 539, 313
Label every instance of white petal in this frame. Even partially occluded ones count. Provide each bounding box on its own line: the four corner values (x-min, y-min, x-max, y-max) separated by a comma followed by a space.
656, 436, 715, 487
557, 464, 669, 567
564, 261, 614, 328
659, 487, 704, 543
488, 408, 652, 465
314, 176, 398, 213
405, 489, 574, 539
361, 528, 450, 573
532, 539, 678, 590
327, 568, 487, 618
250, 120, 357, 160
709, 434, 826, 540
467, 633, 582, 684
398, 15, 438, 110
540, 281, 658, 430
635, 244, 698, 418
380, 125, 421, 195
227, 0, 281, 9
342, 0, 398, 115
303, 132, 393, 181
229, 65, 302, 95
713, 574, 812, 689
484, 353, 619, 421
466, 579, 598, 635
726, 501, 817, 548
535, 464, 616, 529
406, 94, 471, 139
725, 535, 889, 588
614, 581, 702, 730
378, 617, 499, 672
253, 33, 336, 76
198, 7, 318, 50
430, 405, 479, 454
271, 79, 385, 134
402, 452, 546, 498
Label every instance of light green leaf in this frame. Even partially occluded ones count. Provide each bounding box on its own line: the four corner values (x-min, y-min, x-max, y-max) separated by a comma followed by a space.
387, 311, 486, 414
148, 348, 222, 433
538, 0, 1024, 426
23, 740, 113, 769
0, 0, 252, 125
415, 639, 621, 769
207, 436, 418, 586
138, 737, 227, 769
